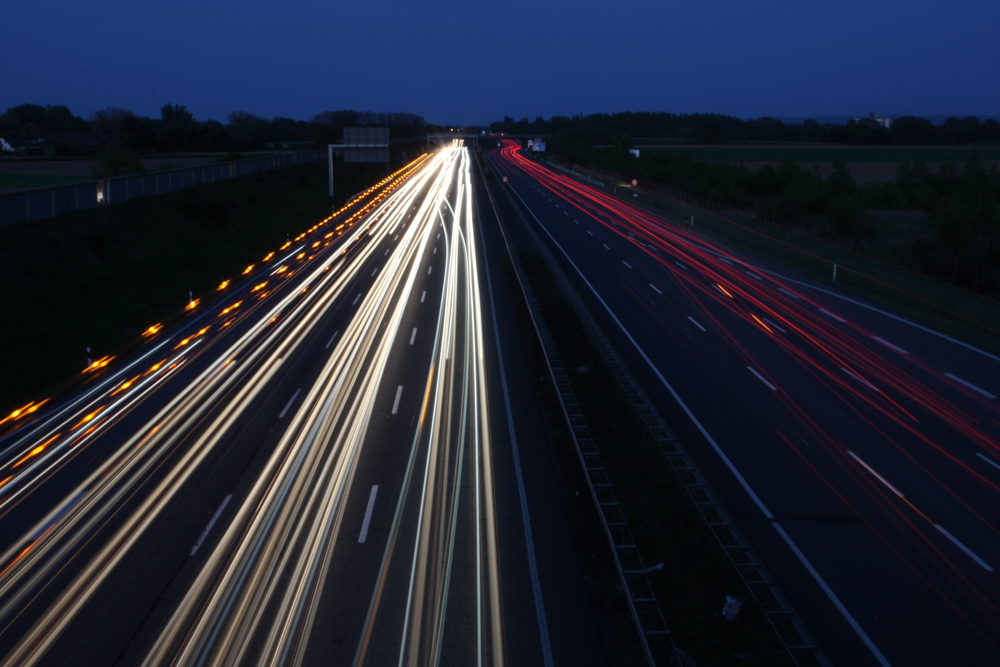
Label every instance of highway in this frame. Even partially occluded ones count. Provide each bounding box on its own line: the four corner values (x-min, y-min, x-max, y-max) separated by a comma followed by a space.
0, 143, 608, 666
489, 140, 1000, 666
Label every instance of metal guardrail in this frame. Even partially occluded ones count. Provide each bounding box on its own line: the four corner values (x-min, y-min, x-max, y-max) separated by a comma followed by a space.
0, 151, 326, 229
522, 161, 831, 667
480, 157, 676, 667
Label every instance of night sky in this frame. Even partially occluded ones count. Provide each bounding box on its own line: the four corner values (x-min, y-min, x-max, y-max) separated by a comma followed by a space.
5, 0, 998, 125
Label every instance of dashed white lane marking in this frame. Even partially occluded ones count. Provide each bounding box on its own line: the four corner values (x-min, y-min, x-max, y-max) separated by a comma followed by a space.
574, 219, 580, 224
587, 231, 594, 236
326, 330, 340, 348
427, 266, 433, 275
352, 293, 362, 305
976, 453, 1000, 473
819, 308, 846, 323
778, 287, 801, 299
745, 270, 763, 280
935, 524, 993, 571
384, 248, 390, 256
437, 233, 440, 239
409, 328, 417, 345
358, 485, 379, 544
871, 336, 908, 355
394, 235, 398, 241
371, 266, 379, 277
649, 284, 662, 294
279, 388, 301, 418
944, 373, 996, 398
687, 316, 706, 332
190, 494, 232, 556
675, 261, 688, 270
421, 291, 426, 302
602, 243, 610, 250
391, 385, 403, 414
763, 317, 786, 333
747, 366, 777, 391
718, 256, 734, 265
564, 211, 569, 216
847, 451, 904, 497
622, 261, 632, 269
433, 247, 437, 254
842, 367, 880, 392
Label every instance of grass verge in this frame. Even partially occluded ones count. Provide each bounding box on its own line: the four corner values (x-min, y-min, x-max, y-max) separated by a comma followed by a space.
0, 160, 387, 416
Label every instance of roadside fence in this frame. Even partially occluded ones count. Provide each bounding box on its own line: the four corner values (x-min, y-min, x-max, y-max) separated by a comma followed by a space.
0, 150, 326, 228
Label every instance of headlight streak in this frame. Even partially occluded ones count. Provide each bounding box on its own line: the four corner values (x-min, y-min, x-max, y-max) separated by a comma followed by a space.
493, 140, 1000, 643
0, 155, 439, 665
133, 143, 501, 667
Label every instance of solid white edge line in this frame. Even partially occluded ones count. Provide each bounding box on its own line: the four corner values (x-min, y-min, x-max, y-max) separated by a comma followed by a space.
504, 180, 892, 667
687, 316, 707, 332
934, 524, 993, 571
976, 452, 1000, 473
478, 173, 555, 667
409, 327, 417, 345
871, 336, 908, 355
190, 494, 232, 556
747, 366, 777, 391
846, 451, 905, 498
325, 330, 340, 349
771, 523, 894, 666
358, 485, 379, 543
278, 388, 301, 418
819, 308, 846, 323
943, 373, 996, 399
391, 385, 403, 415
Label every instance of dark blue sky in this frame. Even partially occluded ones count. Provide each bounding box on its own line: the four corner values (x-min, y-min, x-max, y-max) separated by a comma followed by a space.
4, 0, 998, 125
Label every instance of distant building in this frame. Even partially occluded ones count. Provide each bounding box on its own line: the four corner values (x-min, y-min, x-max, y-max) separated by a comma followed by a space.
855, 112, 892, 129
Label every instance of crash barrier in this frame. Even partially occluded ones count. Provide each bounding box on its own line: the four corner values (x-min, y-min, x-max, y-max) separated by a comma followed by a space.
0, 151, 326, 228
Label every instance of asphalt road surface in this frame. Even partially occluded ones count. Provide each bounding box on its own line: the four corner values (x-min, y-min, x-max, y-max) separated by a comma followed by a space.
489, 139, 1000, 667
0, 144, 606, 666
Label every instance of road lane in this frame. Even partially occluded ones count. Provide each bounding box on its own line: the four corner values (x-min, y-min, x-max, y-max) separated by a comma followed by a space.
490, 141, 1000, 666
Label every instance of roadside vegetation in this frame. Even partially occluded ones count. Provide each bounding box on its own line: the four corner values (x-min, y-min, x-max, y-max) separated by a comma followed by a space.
0, 160, 389, 417
0, 103, 431, 169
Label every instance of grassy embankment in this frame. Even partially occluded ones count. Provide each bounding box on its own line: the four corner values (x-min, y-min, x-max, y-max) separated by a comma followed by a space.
563, 162, 1000, 356
0, 160, 389, 416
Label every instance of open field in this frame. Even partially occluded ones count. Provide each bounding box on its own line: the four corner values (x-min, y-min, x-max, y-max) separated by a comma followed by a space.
625, 144, 1000, 163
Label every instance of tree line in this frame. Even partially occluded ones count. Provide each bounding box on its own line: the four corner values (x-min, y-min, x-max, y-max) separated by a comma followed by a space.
548, 136, 1000, 296
491, 112, 1000, 146
0, 104, 430, 156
